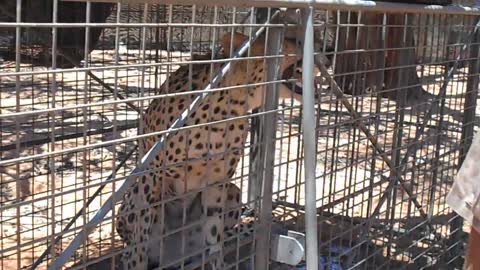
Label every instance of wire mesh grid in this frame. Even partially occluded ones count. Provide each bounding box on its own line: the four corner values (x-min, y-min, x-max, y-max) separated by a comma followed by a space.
0, 1, 479, 270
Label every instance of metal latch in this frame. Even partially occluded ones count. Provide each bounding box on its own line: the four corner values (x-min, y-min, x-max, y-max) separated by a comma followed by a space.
270, 230, 306, 266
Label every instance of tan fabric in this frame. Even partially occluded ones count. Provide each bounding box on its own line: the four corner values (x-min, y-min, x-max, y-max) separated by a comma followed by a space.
447, 131, 480, 233
464, 226, 480, 270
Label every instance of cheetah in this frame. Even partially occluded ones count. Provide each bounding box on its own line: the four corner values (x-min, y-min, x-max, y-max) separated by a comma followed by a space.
116, 31, 302, 269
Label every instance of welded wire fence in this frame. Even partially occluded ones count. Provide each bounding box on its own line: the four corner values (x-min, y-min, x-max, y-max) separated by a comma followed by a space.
0, 1, 479, 270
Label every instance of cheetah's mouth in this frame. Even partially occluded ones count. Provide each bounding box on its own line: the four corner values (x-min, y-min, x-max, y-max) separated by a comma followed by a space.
286, 81, 303, 96
282, 62, 303, 96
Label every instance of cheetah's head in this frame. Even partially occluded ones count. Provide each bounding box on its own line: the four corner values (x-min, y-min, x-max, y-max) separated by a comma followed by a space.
220, 32, 307, 104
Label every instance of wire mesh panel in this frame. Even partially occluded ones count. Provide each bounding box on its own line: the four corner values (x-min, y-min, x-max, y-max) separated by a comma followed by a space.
297, 7, 479, 270
0, 1, 480, 270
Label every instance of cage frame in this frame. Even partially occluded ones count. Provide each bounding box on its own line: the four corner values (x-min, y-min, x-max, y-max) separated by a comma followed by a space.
1, 0, 480, 269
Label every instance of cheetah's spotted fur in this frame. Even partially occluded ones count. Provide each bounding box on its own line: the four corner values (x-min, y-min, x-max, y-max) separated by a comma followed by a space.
115, 32, 301, 269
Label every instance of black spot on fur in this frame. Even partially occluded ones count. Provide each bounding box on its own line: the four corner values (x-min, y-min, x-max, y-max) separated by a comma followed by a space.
128, 213, 135, 223
207, 207, 223, 216
195, 143, 203, 150
202, 104, 210, 111
144, 185, 150, 194
211, 226, 218, 236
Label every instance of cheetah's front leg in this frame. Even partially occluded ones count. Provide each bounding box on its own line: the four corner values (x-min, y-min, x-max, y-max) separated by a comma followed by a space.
117, 178, 156, 270
202, 183, 227, 269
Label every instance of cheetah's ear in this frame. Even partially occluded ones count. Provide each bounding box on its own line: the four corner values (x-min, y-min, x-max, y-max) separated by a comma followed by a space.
221, 32, 265, 57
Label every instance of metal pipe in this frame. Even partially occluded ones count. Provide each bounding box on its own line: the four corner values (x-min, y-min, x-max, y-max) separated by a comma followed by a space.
48, 14, 278, 269
61, 0, 480, 16
300, 6, 319, 270
254, 23, 283, 270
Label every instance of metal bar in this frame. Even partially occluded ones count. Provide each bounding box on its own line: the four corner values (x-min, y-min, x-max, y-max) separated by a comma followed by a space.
254, 23, 283, 270
47, 17, 276, 269
386, 12, 410, 262
60, 0, 480, 16
0, 104, 290, 169
248, 7, 262, 213
0, 77, 289, 120
49, 0, 59, 266
300, 6, 319, 270
80, 3, 92, 267
14, 0, 22, 269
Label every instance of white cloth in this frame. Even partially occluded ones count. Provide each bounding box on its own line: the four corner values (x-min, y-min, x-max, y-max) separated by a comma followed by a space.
447, 131, 480, 232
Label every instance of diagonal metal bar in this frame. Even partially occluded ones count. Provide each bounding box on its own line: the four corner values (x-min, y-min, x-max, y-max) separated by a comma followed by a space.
313, 55, 438, 235
369, 18, 480, 222
29, 145, 138, 270
47, 13, 279, 270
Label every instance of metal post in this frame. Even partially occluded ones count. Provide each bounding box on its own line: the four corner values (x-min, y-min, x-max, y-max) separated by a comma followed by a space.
254, 26, 283, 270
300, 6, 319, 270
248, 8, 262, 208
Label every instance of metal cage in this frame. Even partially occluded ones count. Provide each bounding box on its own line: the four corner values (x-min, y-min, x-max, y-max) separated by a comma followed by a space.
1, 0, 480, 269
